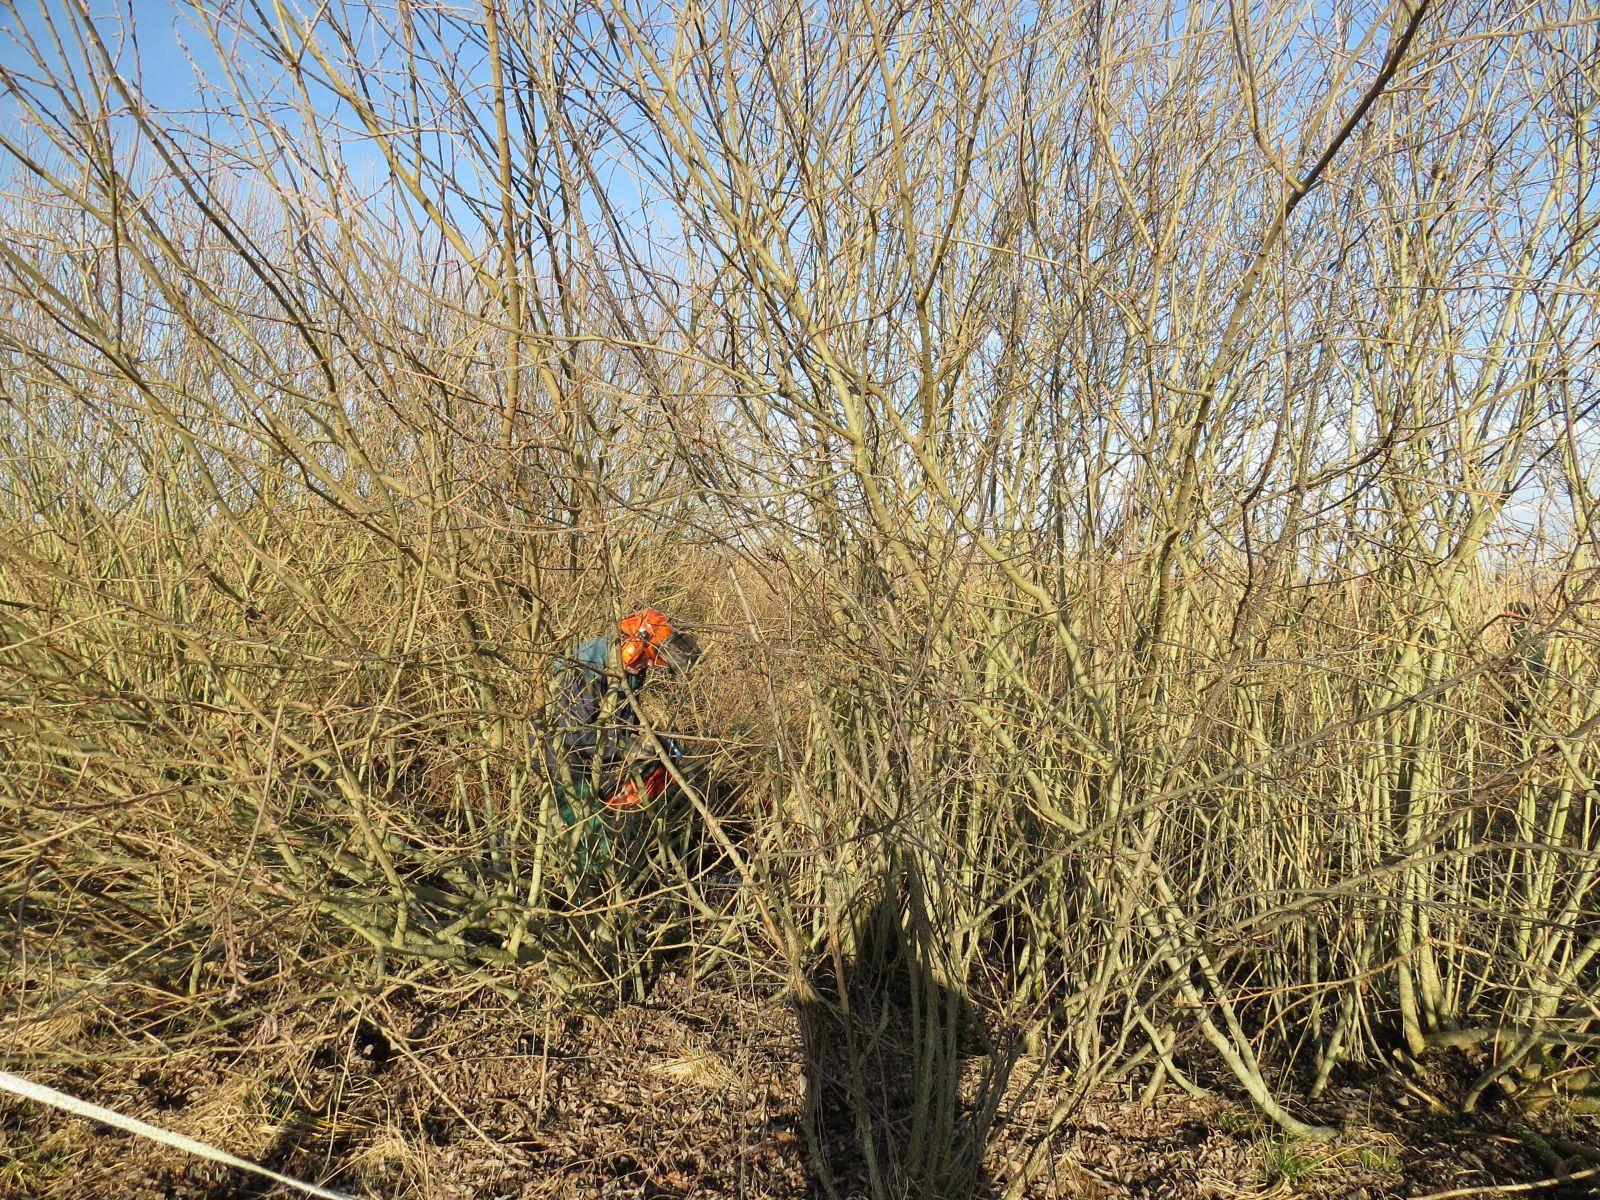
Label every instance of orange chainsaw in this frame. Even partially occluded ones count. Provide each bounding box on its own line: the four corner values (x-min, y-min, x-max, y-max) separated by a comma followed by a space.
602, 763, 669, 811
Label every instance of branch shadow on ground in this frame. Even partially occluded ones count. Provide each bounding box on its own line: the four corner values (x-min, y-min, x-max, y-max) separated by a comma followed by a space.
796, 856, 1004, 1200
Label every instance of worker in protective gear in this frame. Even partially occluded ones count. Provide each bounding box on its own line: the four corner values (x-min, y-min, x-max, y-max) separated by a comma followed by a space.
544, 608, 702, 835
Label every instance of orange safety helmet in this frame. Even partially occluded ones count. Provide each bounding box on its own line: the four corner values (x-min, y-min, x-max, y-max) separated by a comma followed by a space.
619, 608, 674, 672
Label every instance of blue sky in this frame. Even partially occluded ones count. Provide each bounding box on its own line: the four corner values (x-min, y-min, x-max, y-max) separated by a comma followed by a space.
1, 1, 216, 112
2, 1, 470, 237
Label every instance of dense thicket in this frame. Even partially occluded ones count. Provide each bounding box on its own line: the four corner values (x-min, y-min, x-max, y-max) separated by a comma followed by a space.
2, 0, 1598, 1192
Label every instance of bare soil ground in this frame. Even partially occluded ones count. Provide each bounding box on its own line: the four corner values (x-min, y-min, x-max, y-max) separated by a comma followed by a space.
3, 967, 1595, 1199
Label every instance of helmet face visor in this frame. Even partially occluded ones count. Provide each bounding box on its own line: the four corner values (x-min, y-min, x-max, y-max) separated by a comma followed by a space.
655, 628, 701, 673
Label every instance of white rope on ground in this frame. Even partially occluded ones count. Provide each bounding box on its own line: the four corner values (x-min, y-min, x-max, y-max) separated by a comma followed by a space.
0, 1067, 358, 1200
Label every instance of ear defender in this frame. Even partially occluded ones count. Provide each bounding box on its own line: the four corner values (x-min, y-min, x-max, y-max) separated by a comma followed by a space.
620, 636, 647, 670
